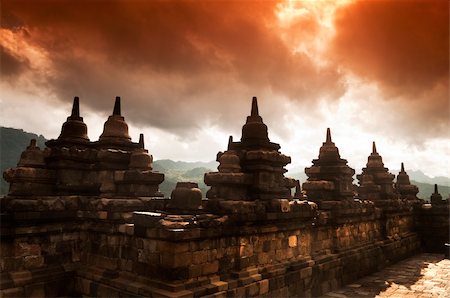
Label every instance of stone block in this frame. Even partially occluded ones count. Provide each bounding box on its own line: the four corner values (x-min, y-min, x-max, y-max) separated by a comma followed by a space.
288, 236, 297, 248
300, 267, 312, 279
192, 250, 208, 265
9, 270, 32, 286
161, 252, 192, 268
23, 256, 44, 269
0, 287, 25, 298
211, 281, 228, 292
24, 283, 45, 297
133, 212, 163, 228
202, 261, 219, 275
169, 182, 202, 210
245, 282, 259, 297
189, 264, 203, 278
259, 279, 269, 295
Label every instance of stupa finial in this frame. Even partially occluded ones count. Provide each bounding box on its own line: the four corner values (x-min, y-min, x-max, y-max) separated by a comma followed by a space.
326, 128, 332, 143
228, 135, 233, 147
401, 162, 405, 172
139, 133, 144, 148
251, 96, 259, 117
372, 141, 377, 154
113, 96, 121, 116
71, 96, 80, 118
28, 139, 37, 148
434, 184, 438, 194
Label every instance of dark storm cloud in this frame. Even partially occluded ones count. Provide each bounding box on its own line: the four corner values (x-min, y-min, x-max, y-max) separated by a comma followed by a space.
332, 0, 448, 93
1, 0, 343, 134
331, 0, 449, 138
1, 0, 448, 140
0, 46, 29, 78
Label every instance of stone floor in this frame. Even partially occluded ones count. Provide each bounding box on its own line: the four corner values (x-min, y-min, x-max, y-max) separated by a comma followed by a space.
322, 253, 450, 298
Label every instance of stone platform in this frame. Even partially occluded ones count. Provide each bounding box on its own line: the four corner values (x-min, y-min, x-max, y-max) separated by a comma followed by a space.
1, 97, 448, 297
321, 253, 450, 298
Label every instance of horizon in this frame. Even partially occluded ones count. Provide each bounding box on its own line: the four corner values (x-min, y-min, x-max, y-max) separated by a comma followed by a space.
2, 123, 449, 182
1, 0, 448, 178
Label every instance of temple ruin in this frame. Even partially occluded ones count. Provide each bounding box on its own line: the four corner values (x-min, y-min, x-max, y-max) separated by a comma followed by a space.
1, 97, 448, 297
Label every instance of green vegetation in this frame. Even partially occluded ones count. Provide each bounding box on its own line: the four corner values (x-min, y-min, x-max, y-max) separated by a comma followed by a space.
154, 162, 216, 198
152, 159, 217, 197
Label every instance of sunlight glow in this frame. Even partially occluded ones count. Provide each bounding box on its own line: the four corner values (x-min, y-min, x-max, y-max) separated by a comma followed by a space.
0, 28, 51, 76
276, 0, 352, 28
275, 0, 353, 66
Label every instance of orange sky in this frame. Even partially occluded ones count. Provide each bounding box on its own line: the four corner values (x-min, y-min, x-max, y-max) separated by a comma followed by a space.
1, 0, 449, 177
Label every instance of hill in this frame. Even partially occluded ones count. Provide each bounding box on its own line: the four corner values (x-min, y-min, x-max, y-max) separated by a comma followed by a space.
412, 180, 449, 201
153, 159, 217, 172
153, 162, 217, 197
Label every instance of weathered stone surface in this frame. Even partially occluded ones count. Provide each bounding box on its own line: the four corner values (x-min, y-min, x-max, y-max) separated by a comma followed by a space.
303, 128, 355, 202
169, 182, 202, 210
430, 184, 448, 205
356, 142, 400, 209
0, 94, 444, 298
204, 97, 295, 203
395, 163, 420, 201
99, 97, 131, 143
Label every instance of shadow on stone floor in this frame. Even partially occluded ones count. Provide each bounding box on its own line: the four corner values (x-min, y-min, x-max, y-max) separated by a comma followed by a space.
321, 253, 448, 298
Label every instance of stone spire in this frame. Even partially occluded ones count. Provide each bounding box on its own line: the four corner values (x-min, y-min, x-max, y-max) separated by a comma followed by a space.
240, 96, 277, 150
366, 141, 386, 169
303, 128, 355, 201
99, 96, 131, 145
395, 162, 419, 200
205, 96, 294, 203
113, 96, 121, 116
57, 96, 90, 143
430, 184, 445, 205
396, 162, 410, 184
28, 139, 37, 149
4, 137, 53, 195
357, 142, 396, 201
129, 133, 153, 170
71, 97, 80, 118
317, 128, 341, 162
17, 139, 46, 168
227, 135, 233, 149
139, 133, 145, 149
251, 96, 259, 117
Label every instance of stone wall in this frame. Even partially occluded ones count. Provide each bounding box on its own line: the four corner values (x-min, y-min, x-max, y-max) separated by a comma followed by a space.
416, 203, 449, 254
0, 195, 424, 297
0, 191, 430, 298
76, 206, 420, 297
0, 196, 82, 297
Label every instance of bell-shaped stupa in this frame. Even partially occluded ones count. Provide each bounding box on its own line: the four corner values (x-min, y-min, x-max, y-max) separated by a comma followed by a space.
303, 128, 355, 201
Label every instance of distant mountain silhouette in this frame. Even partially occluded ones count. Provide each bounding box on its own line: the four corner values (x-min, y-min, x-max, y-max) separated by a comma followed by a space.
153, 159, 218, 172
411, 180, 449, 201
392, 169, 450, 187
152, 161, 217, 197
0, 126, 448, 199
